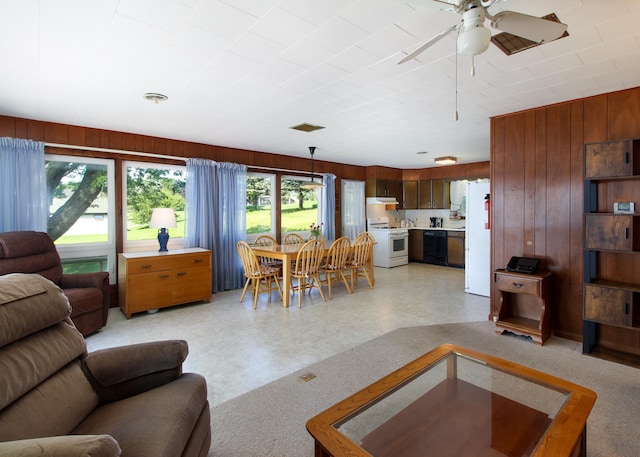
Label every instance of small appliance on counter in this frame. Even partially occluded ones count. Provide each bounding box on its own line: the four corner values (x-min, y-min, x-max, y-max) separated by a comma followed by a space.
429, 217, 443, 228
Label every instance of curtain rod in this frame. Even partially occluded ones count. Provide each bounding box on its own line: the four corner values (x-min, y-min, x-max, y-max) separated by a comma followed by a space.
44, 142, 314, 176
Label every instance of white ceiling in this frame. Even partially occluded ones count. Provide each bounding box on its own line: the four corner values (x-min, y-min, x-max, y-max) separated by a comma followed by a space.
1, 0, 639, 168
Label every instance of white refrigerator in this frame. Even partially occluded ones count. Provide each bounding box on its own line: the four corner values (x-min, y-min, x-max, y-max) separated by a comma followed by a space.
465, 181, 491, 297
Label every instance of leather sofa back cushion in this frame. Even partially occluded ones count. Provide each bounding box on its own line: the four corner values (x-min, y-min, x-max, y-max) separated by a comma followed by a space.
0, 273, 72, 346
0, 231, 63, 283
0, 362, 99, 441
0, 322, 87, 410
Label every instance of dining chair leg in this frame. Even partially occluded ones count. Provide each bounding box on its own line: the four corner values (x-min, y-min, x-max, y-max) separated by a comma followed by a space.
252, 278, 259, 309
240, 278, 251, 302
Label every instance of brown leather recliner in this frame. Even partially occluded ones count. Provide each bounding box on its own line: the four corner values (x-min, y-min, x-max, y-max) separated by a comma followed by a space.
0, 273, 211, 457
0, 230, 109, 335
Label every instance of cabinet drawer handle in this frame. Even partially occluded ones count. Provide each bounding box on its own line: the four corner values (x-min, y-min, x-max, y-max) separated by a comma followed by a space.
177, 272, 187, 277
140, 264, 152, 269
625, 227, 629, 239
512, 282, 524, 288
192, 259, 203, 263
625, 151, 629, 164
158, 274, 170, 279
624, 303, 630, 315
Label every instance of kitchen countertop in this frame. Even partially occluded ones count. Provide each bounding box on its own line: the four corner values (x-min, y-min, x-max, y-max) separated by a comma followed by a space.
408, 227, 466, 232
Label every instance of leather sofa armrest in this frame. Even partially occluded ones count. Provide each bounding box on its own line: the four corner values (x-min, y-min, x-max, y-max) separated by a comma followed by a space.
82, 340, 188, 403
60, 271, 109, 291
0, 435, 121, 457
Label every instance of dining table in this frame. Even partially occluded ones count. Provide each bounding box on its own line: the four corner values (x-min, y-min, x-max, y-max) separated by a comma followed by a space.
251, 239, 374, 308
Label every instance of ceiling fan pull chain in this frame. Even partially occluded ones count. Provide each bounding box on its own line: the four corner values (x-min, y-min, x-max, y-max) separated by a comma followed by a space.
471, 55, 476, 77
454, 23, 460, 121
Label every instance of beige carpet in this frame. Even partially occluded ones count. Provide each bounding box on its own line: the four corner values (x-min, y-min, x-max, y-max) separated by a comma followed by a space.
209, 321, 639, 457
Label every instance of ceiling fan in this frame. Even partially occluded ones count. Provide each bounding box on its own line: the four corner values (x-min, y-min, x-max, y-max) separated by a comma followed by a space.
398, 0, 568, 64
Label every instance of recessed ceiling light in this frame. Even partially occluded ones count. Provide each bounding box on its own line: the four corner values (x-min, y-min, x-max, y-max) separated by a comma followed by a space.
143, 93, 168, 104
416, 151, 429, 155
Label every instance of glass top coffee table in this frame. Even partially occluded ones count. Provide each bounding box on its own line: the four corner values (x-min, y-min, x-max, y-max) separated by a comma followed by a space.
307, 344, 596, 457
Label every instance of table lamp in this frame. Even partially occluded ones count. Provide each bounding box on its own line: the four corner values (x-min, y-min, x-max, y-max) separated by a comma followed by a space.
149, 208, 177, 252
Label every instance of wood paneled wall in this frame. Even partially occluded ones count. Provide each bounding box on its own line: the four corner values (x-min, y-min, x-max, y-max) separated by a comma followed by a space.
491, 86, 640, 343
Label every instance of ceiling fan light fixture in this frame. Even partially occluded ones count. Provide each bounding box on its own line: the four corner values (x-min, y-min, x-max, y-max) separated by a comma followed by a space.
143, 93, 168, 104
457, 25, 491, 56
434, 156, 457, 165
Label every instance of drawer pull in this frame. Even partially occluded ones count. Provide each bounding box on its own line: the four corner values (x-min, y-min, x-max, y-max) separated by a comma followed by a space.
158, 274, 170, 279
624, 227, 629, 239
140, 264, 152, 269
192, 259, 203, 263
512, 282, 524, 288
625, 151, 630, 164
624, 303, 630, 315
177, 272, 187, 277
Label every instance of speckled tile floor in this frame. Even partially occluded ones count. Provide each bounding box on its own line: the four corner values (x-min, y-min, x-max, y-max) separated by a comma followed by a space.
85, 263, 489, 407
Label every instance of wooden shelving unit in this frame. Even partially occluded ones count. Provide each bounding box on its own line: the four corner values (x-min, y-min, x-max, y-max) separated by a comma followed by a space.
583, 138, 640, 366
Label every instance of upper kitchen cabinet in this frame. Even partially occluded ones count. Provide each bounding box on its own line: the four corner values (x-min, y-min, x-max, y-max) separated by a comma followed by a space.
366, 179, 402, 199
585, 139, 640, 179
419, 179, 450, 209
403, 180, 418, 209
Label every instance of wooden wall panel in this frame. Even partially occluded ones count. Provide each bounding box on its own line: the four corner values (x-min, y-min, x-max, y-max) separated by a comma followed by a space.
490, 117, 505, 319
492, 85, 640, 345
608, 89, 640, 139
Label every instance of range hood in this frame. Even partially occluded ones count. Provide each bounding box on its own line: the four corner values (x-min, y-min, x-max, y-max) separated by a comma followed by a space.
367, 197, 399, 205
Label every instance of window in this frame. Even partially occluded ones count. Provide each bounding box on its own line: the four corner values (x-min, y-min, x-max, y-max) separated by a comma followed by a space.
245, 173, 321, 241
123, 162, 186, 251
45, 155, 116, 281
246, 173, 275, 241
281, 177, 319, 237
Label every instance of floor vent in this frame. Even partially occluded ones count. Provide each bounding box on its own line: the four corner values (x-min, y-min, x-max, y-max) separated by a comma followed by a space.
298, 373, 316, 382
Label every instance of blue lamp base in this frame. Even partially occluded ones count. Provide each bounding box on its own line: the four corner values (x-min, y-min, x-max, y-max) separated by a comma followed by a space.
157, 228, 170, 252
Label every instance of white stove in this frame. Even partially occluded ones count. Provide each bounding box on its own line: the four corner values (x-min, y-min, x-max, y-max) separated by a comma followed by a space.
367, 217, 409, 268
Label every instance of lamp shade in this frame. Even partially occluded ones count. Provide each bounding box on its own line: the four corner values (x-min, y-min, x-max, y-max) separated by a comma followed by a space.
149, 208, 177, 229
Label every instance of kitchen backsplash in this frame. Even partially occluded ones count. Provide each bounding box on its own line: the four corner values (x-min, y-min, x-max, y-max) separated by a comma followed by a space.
401, 209, 465, 229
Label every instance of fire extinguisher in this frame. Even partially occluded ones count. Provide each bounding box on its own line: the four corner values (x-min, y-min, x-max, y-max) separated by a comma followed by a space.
484, 194, 490, 230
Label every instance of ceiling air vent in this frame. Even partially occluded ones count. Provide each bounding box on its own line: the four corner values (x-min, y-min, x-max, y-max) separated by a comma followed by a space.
289, 123, 326, 133
491, 13, 569, 56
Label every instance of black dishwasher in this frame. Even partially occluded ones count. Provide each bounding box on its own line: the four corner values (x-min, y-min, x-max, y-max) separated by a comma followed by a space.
423, 230, 447, 266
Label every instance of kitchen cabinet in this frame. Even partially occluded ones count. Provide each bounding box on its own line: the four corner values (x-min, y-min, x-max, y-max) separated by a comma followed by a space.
494, 269, 553, 345
408, 229, 424, 262
583, 138, 640, 365
447, 231, 465, 268
118, 248, 211, 318
366, 179, 402, 200
419, 179, 450, 209
403, 180, 418, 209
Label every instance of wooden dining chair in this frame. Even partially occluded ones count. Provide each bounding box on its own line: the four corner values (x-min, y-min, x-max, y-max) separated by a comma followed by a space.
290, 239, 326, 308
320, 237, 352, 299
253, 235, 283, 271
283, 233, 305, 246
349, 234, 374, 290
237, 241, 282, 309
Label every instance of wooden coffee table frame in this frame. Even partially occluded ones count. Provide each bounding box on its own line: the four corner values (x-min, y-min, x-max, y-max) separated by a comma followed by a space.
306, 344, 596, 457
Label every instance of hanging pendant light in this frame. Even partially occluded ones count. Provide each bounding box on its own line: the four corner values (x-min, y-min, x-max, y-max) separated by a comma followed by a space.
301, 146, 324, 189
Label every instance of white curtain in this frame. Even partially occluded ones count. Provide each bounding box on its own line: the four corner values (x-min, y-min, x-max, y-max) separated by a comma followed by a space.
341, 180, 366, 240
185, 158, 247, 292
0, 137, 47, 232
319, 173, 336, 240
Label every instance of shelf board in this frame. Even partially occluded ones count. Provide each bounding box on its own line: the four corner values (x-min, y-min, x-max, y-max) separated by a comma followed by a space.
588, 279, 640, 293
496, 316, 541, 335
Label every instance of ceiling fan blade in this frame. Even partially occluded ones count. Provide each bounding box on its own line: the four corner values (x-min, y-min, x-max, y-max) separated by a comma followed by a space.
490, 11, 567, 43
398, 23, 459, 64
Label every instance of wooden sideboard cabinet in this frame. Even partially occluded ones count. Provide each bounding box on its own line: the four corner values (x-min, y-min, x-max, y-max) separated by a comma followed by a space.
118, 248, 212, 318
583, 138, 640, 366
494, 269, 553, 345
